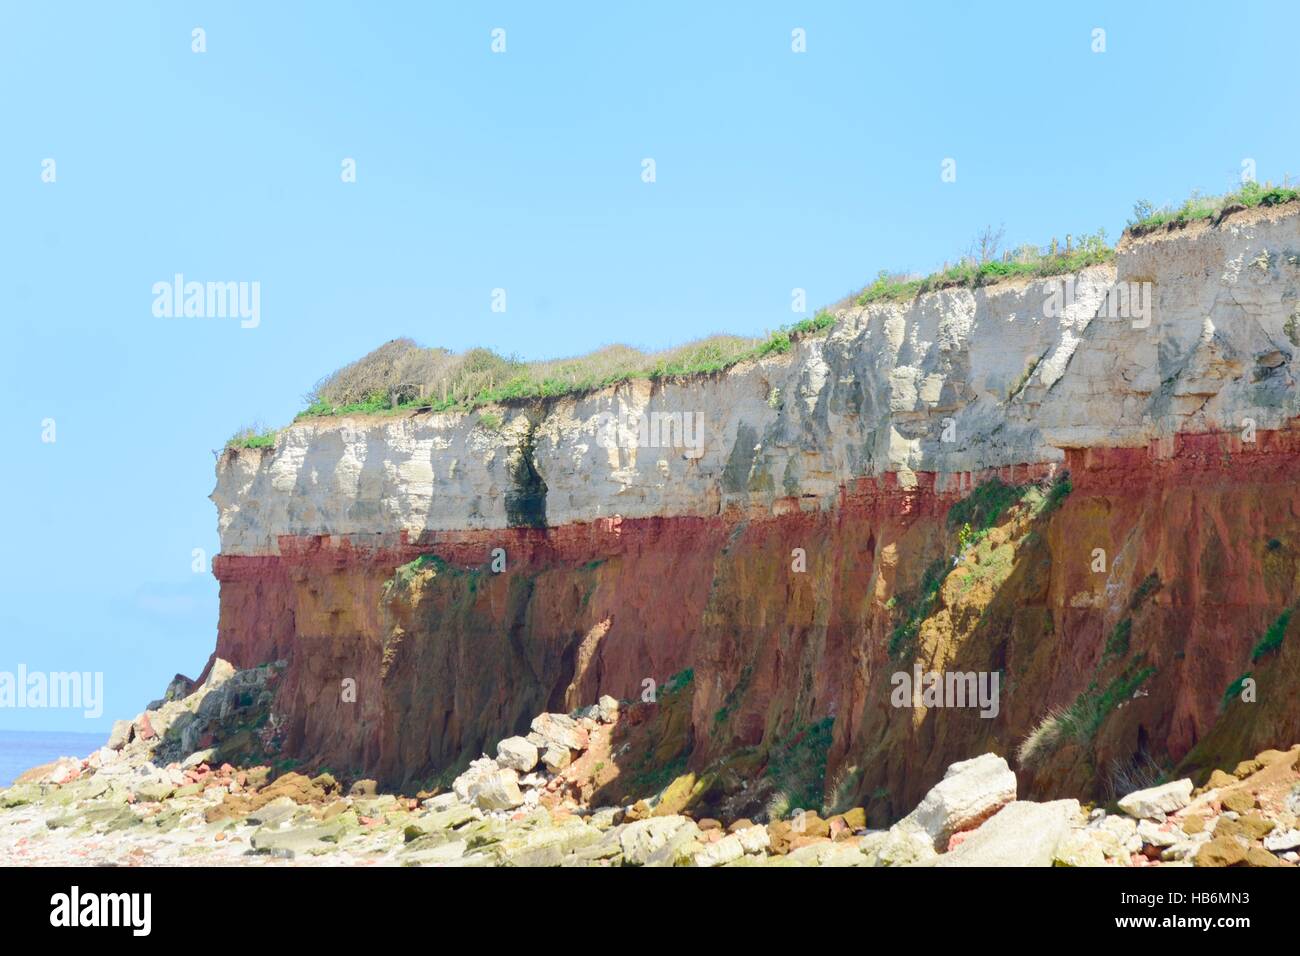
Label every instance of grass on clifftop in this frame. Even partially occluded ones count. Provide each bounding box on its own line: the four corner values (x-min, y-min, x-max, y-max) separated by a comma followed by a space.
856, 229, 1114, 305
1126, 180, 1300, 236
225, 425, 278, 450
854, 181, 1300, 306
297, 312, 837, 419
270, 184, 1299, 431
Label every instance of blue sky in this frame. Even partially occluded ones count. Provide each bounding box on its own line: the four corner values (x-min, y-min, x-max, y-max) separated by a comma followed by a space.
2, 1, 1296, 732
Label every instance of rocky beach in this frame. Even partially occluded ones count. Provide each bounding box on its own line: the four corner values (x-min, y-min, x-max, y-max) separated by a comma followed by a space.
4, 660, 1298, 867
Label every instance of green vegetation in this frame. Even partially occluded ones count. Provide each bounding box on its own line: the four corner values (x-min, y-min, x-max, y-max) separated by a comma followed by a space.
1128, 572, 1161, 612
1019, 659, 1157, 766
956, 521, 975, 553
386, 553, 469, 591
1221, 672, 1254, 713
225, 426, 278, 450
946, 477, 1025, 538
1041, 473, 1073, 515
954, 539, 1015, 596
888, 557, 948, 658
663, 668, 695, 696
856, 230, 1113, 306
1286, 312, 1300, 348
297, 313, 839, 420
1011, 472, 1073, 521
1063, 661, 1158, 742
712, 664, 754, 729
891, 477, 1060, 656
1103, 618, 1132, 663
622, 669, 696, 797
1019, 569, 1165, 765
1250, 610, 1292, 662
1127, 180, 1300, 235
788, 310, 837, 337
823, 764, 864, 817
234, 185, 1300, 441
763, 717, 835, 814
850, 181, 1300, 311
477, 410, 503, 431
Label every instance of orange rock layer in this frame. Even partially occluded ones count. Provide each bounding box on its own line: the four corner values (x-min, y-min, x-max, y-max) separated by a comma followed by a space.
210, 429, 1300, 816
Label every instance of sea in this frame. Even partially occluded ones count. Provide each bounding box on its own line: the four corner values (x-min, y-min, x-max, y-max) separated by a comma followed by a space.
0, 729, 105, 788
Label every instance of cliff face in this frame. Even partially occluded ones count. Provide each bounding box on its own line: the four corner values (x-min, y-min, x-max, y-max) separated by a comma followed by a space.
210, 205, 1300, 815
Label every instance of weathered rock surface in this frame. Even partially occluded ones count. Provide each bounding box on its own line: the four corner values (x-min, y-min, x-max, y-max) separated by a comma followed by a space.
201, 208, 1300, 809
495, 737, 539, 773
1118, 780, 1194, 820
936, 800, 1081, 867
213, 208, 1300, 552
897, 753, 1017, 849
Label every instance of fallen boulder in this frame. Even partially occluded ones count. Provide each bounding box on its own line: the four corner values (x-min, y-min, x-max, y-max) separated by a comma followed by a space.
597, 695, 620, 723
1117, 779, 1193, 820
453, 758, 524, 811
496, 736, 539, 773
936, 800, 1080, 867
898, 753, 1017, 849
530, 713, 588, 752
618, 816, 698, 866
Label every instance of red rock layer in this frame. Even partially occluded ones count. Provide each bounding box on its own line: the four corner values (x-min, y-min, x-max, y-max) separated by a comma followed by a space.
210, 432, 1300, 810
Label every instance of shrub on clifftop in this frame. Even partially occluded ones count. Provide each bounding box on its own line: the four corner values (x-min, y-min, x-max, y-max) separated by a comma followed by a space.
298, 316, 839, 420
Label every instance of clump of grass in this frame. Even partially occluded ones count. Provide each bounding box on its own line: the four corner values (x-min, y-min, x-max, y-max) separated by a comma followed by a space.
226, 425, 278, 450
387, 553, 454, 590
1105, 752, 1166, 802
1127, 180, 1300, 236
1017, 709, 1066, 768
1221, 672, 1253, 712
477, 410, 503, 431
1032, 472, 1072, 517
1103, 618, 1132, 662
855, 230, 1114, 306
764, 790, 793, 823
296, 313, 840, 421
763, 717, 835, 816
663, 668, 695, 696
1064, 663, 1156, 744
823, 764, 863, 818
1250, 610, 1292, 662
946, 478, 1026, 537
1128, 572, 1161, 612
1018, 661, 1156, 766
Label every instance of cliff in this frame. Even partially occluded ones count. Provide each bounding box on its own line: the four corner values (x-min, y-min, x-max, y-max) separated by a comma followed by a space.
209, 204, 1300, 819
